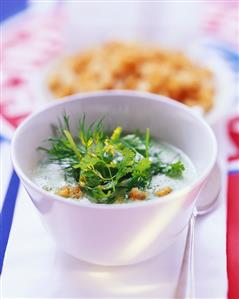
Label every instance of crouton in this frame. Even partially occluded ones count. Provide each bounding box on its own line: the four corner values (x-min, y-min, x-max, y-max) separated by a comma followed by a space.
56, 185, 82, 199
155, 187, 172, 197
129, 187, 147, 200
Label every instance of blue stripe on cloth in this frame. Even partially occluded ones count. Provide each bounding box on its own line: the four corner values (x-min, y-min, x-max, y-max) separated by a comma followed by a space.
1, 0, 28, 23
208, 43, 239, 73
0, 135, 10, 143
228, 169, 239, 175
0, 170, 20, 274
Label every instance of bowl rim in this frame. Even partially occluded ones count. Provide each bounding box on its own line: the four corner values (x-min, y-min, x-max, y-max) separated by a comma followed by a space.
11, 90, 218, 209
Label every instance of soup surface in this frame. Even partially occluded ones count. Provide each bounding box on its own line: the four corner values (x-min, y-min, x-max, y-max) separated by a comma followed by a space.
33, 116, 197, 204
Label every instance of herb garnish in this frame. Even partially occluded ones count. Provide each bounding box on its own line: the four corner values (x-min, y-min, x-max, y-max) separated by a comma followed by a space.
39, 115, 185, 204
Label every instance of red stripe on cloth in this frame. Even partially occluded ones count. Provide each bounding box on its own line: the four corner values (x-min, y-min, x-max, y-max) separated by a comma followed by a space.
228, 154, 239, 162
227, 172, 239, 299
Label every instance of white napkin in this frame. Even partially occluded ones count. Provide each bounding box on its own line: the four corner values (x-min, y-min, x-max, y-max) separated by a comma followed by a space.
1, 121, 227, 299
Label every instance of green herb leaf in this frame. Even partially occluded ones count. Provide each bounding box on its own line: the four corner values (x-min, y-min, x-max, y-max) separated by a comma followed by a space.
163, 160, 185, 178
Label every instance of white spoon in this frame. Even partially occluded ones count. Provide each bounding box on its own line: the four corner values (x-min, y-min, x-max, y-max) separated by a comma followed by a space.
175, 162, 222, 298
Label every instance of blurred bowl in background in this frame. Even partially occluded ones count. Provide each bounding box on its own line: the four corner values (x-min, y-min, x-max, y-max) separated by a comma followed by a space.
34, 40, 235, 125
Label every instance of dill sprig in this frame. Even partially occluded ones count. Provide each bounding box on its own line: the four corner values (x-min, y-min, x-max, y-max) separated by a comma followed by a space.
39, 115, 185, 203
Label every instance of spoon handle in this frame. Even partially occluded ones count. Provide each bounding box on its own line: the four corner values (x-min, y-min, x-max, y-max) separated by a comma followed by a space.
175, 214, 196, 299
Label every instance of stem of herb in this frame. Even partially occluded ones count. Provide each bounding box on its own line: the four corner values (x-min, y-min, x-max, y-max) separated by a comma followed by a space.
145, 128, 150, 158
63, 130, 82, 160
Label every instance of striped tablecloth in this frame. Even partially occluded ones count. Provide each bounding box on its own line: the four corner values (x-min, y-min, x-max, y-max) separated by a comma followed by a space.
0, 2, 238, 298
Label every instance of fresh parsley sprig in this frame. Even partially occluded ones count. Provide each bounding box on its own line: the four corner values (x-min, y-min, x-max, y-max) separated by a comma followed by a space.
39, 115, 185, 203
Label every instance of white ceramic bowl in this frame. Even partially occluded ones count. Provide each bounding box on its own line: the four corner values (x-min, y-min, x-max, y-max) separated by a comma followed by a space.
11, 91, 217, 266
